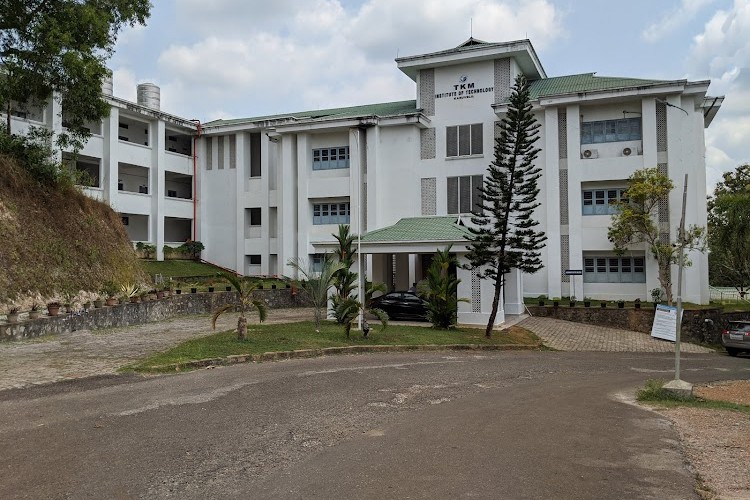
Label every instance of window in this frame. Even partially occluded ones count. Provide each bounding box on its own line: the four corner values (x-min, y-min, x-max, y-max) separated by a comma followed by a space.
447, 175, 483, 214
581, 118, 641, 144
313, 202, 350, 225
584, 255, 645, 283
311, 254, 325, 273
446, 124, 483, 157
248, 255, 261, 265
313, 147, 350, 170
121, 217, 129, 226
582, 188, 628, 215
249, 208, 261, 226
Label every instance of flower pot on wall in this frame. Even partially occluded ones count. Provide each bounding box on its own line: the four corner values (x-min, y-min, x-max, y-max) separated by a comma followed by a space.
47, 303, 61, 316
584, 301, 591, 308
226, 286, 232, 292
553, 301, 559, 308
94, 299, 104, 309
600, 302, 607, 308
569, 301, 576, 308
29, 310, 41, 320
105, 297, 117, 306
176, 289, 182, 295
617, 302, 625, 309
208, 287, 214, 293
191, 288, 197, 294
7, 312, 19, 323
538, 300, 545, 306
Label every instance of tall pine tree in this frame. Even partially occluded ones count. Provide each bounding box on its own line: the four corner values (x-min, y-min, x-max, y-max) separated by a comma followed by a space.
466, 74, 546, 337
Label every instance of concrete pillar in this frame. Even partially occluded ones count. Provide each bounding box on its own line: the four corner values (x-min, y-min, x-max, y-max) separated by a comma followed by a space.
151, 119, 166, 260
280, 134, 298, 277
408, 254, 417, 289
394, 253, 410, 290
456, 255, 505, 327
504, 268, 524, 315
544, 106, 562, 299
102, 107, 119, 205
296, 133, 310, 267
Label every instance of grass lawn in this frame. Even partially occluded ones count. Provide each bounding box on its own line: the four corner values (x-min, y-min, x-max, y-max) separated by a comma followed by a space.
126, 322, 541, 372
637, 379, 750, 413
141, 260, 225, 278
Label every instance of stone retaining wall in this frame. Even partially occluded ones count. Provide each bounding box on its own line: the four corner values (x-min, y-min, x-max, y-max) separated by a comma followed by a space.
0, 289, 310, 341
527, 305, 750, 344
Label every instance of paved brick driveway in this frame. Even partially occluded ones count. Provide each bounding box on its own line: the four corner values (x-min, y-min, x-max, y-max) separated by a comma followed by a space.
519, 316, 714, 353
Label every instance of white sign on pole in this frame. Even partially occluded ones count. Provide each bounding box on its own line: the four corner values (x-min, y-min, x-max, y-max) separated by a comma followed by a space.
651, 304, 680, 342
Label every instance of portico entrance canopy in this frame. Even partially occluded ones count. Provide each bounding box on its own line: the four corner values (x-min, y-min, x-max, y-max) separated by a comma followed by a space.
311, 216, 524, 328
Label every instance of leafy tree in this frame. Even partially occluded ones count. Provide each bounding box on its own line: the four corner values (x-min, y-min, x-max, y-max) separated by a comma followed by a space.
707, 164, 750, 295
418, 246, 468, 329
0, 0, 151, 150
608, 168, 705, 304
465, 74, 546, 337
288, 255, 345, 332
211, 274, 267, 340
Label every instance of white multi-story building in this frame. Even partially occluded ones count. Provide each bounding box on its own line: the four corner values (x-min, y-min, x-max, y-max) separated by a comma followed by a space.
5, 39, 723, 326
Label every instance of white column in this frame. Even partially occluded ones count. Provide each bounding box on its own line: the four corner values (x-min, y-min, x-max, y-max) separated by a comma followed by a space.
566, 104, 583, 300
235, 133, 247, 273
102, 107, 119, 205
456, 255, 505, 327
296, 133, 310, 269
280, 134, 298, 277
641, 97, 661, 298
151, 119, 166, 261
408, 254, 417, 288
544, 106, 562, 299
504, 268, 524, 315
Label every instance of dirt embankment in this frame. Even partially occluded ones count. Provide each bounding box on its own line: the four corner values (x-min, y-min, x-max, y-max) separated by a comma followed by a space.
0, 154, 144, 306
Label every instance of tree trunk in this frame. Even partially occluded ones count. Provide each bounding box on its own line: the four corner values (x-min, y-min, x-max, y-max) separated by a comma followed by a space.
658, 262, 673, 305
6, 101, 10, 135
485, 272, 504, 338
237, 315, 247, 340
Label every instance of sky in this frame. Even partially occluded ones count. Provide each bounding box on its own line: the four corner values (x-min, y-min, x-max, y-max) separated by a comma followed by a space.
109, 0, 750, 193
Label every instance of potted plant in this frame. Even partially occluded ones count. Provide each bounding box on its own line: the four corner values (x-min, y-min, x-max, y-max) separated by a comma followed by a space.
569, 296, 576, 307
208, 285, 215, 293
190, 285, 198, 294
156, 289, 165, 299
617, 300, 625, 309
537, 295, 546, 307
29, 303, 41, 320
634, 298, 641, 309
552, 297, 560, 308
93, 296, 104, 308
583, 297, 591, 308
83, 301, 91, 311
47, 302, 61, 316
120, 283, 140, 304
148, 289, 158, 301
6, 307, 19, 323
102, 282, 119, 306
600, 301, 607, 308
225, 285, 232, 292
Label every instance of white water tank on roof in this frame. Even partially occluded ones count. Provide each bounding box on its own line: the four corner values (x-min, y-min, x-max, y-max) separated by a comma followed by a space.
137, 83, 160, 110
101, 75, 113, 96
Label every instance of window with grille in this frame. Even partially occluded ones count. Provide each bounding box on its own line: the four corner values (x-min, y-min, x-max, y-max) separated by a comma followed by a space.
313, 147, 350, 170
582, 188, 629, 215
447, 175, 483, 214
583, 255, 645, 283
313, 202, 351, 225
446, 123, 483, 157
581, 118, 641, 144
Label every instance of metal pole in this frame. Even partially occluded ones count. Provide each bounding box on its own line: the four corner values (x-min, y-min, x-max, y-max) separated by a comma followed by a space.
675, 174, 688, 381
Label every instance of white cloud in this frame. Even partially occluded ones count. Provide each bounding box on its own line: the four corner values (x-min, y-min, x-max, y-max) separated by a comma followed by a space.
688, 0, 750, 192
150, 0, 564, 118
642, 0, 717, 42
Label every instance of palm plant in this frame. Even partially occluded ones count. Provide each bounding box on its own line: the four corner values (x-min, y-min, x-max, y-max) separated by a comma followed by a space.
211, 273, 268, 340
288, 256, 345, 332
333, 296, 388, 339
417, 246, 468, 329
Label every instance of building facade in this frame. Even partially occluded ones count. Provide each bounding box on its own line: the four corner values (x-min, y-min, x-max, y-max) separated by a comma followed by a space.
5, 39, 723, 326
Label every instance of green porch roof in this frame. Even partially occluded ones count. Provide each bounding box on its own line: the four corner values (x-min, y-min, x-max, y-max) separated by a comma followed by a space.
205, 100, 419, 127
361, 216, 472, 243
525, 73, 673, 101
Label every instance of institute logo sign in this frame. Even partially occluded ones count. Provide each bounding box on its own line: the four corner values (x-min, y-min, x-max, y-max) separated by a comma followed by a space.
436, 75, 494, 101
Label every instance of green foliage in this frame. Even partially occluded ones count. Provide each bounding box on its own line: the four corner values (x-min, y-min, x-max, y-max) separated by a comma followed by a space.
637, 379, 695, 402
332, 296, 388, 339
0, 127, 74, 186
0, 0, 151, 151
418, 246, 468, 329
608, 168, 705, 304
465, 74, 546, 336
288, 256, 345, 332
211, 273, 267, 340
707, 164, 750, 294
183, 240, 205, 260
135, 241, 156, 259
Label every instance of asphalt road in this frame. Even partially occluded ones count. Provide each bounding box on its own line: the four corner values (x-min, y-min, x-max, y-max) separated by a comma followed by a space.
1, 350, 748, 499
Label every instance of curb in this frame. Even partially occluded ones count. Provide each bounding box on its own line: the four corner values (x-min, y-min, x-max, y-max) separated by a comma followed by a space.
147, 343, 543, 372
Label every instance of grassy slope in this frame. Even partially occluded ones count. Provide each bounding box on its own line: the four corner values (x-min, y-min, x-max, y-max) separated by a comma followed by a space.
127, 323, 540, 371
141, 260, 225, 278
0, 155, 145, 303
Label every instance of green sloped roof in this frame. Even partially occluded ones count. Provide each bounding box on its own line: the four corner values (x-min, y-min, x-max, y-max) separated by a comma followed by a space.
361, 216, 471, 243
205, 100, 419, 127
526, 73, 674, 101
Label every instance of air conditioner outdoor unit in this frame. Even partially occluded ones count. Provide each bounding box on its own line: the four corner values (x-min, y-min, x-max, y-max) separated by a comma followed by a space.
622, 147, 633, 156
582, 148, 598, 159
